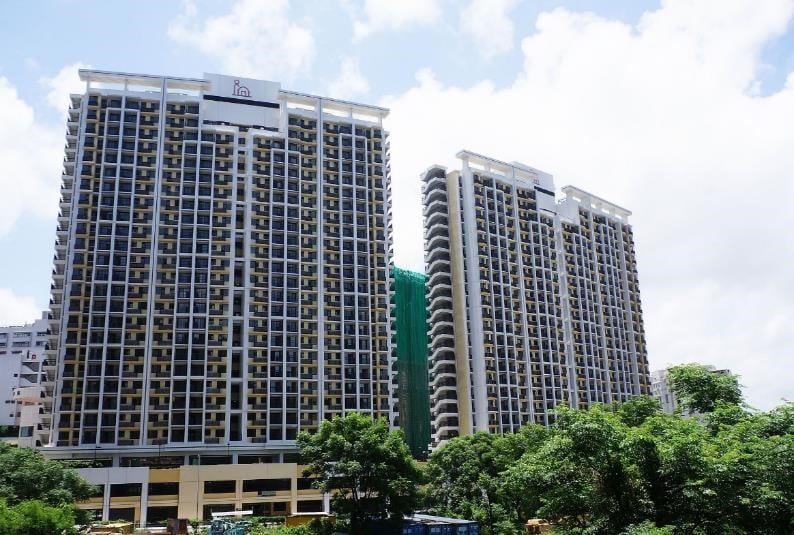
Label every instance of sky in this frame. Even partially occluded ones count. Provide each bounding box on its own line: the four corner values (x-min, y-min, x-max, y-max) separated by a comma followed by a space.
0, 0, 792, 410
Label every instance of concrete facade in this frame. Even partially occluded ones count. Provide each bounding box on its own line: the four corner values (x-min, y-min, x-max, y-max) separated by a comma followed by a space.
423, 151, 650, 446
44, 70, 394, 458
0, 313, 50, 445
36, 69, 394, 525
74, 461, 325, 524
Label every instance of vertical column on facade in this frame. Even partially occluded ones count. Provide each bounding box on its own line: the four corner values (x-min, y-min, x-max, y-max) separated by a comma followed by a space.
479, 180, 493, 431
584, 209, 611, 402
554, 215, 580, 408
616, 225, 642, 395
241, 128, 254, 442
117, 96, 137, 445
527, 213, 547, 424
510, 179, 535, 425
315, 101, 325, 424
382, 131, 397, 427
141, 79, 167, 446
459, 162, 488, 432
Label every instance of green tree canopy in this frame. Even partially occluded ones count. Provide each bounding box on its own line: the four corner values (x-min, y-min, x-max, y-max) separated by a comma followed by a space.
426, 398, 794, 535
424, 426, 550, 533
0, 499, 77, 535
505, 406, 652, 533
667, 364, 743, 413
0, 442, 95, 507
614, 395, 663, 427
297, 413, 422, 533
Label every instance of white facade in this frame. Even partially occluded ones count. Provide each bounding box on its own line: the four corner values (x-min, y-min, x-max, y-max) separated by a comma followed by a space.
650, 366, 731, 414
650, 369, 677, 413
44, 70, 394, 463
0, 312, 50, 444
424, 152, 650, 446
0, 356, 21, 427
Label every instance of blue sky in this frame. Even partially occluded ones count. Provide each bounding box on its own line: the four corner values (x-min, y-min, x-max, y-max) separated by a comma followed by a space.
1, 0, 793, 409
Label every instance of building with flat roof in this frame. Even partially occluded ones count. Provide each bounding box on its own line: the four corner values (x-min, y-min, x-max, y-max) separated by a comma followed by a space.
41, 69, 393, 524
423, 151, 649, 446
0, 312, 50, 446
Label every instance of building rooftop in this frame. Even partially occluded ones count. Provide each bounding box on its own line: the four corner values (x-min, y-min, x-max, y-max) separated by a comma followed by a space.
560, 185, 632, 220
77, 69, 389, 119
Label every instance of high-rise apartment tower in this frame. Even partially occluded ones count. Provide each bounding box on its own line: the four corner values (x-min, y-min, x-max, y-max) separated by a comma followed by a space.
46, 70, 393, 458
423, 151, 649, 446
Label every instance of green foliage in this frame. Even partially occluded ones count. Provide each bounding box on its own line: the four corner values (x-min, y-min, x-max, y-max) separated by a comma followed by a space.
426, 396, 794, 535
250, 519, 337, 535
615, 396, 662, 427
506, 407, 651, 533
620, 521, 675, 535
0, 499, 78, 535
297, 413, 422, 533
0, 442, 96, 506
667, 364, 743, 413
424, 425, 550, 533
251, 526, 308, 535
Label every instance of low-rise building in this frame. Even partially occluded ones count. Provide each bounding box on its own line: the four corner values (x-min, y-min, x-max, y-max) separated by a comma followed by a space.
0, 312, 50, 446
67, 457, 326, 526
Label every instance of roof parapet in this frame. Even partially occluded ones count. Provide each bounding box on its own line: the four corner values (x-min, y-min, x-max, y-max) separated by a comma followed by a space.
279, 90, 389, 122
79, 69, 210, 92
456, 150, 554, 190
561, 185, 631, 221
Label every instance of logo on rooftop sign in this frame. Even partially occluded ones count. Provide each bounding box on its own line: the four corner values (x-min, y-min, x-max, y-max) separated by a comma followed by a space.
233, 80, 251, 97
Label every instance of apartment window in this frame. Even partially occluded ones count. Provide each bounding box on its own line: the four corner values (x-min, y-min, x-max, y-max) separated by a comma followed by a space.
110, 483, 142, 497
242, 479, 290, 493
148, 482, 179, 496
204, 480, 235, 494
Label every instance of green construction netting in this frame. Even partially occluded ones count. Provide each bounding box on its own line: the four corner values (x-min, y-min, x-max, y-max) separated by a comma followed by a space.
392, 267, 431, 459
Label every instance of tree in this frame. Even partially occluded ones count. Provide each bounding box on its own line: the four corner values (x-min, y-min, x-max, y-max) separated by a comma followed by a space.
505, 406, 651, 534
614, 396, 662, 427
424, 394, 794, 535
633, 412, 721, 532
0, 499, 77, 535
297, 413, 422, 533
0, 442, 96, 506
667, 364, 743, 414
424, 426, 549, 534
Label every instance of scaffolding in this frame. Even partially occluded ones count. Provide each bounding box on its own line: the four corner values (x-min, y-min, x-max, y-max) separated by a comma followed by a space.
392, 267, 431, 458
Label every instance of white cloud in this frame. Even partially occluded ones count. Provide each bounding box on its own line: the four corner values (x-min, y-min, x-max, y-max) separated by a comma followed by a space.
0, 77, 63, 237
168, 0, 315, 81
327, 57, 370, 100
0, 288, 41, 326
460, 0, 518, 58
41, 62, 89, 120
352, 0, 443, 40
382, 0, 794, 410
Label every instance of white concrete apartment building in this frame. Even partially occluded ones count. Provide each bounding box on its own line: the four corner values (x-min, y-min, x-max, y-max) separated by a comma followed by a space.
41, 69, 393, 524
650, 369, 677, 413
423, 151, 650, 445
0, 312, 50, 446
